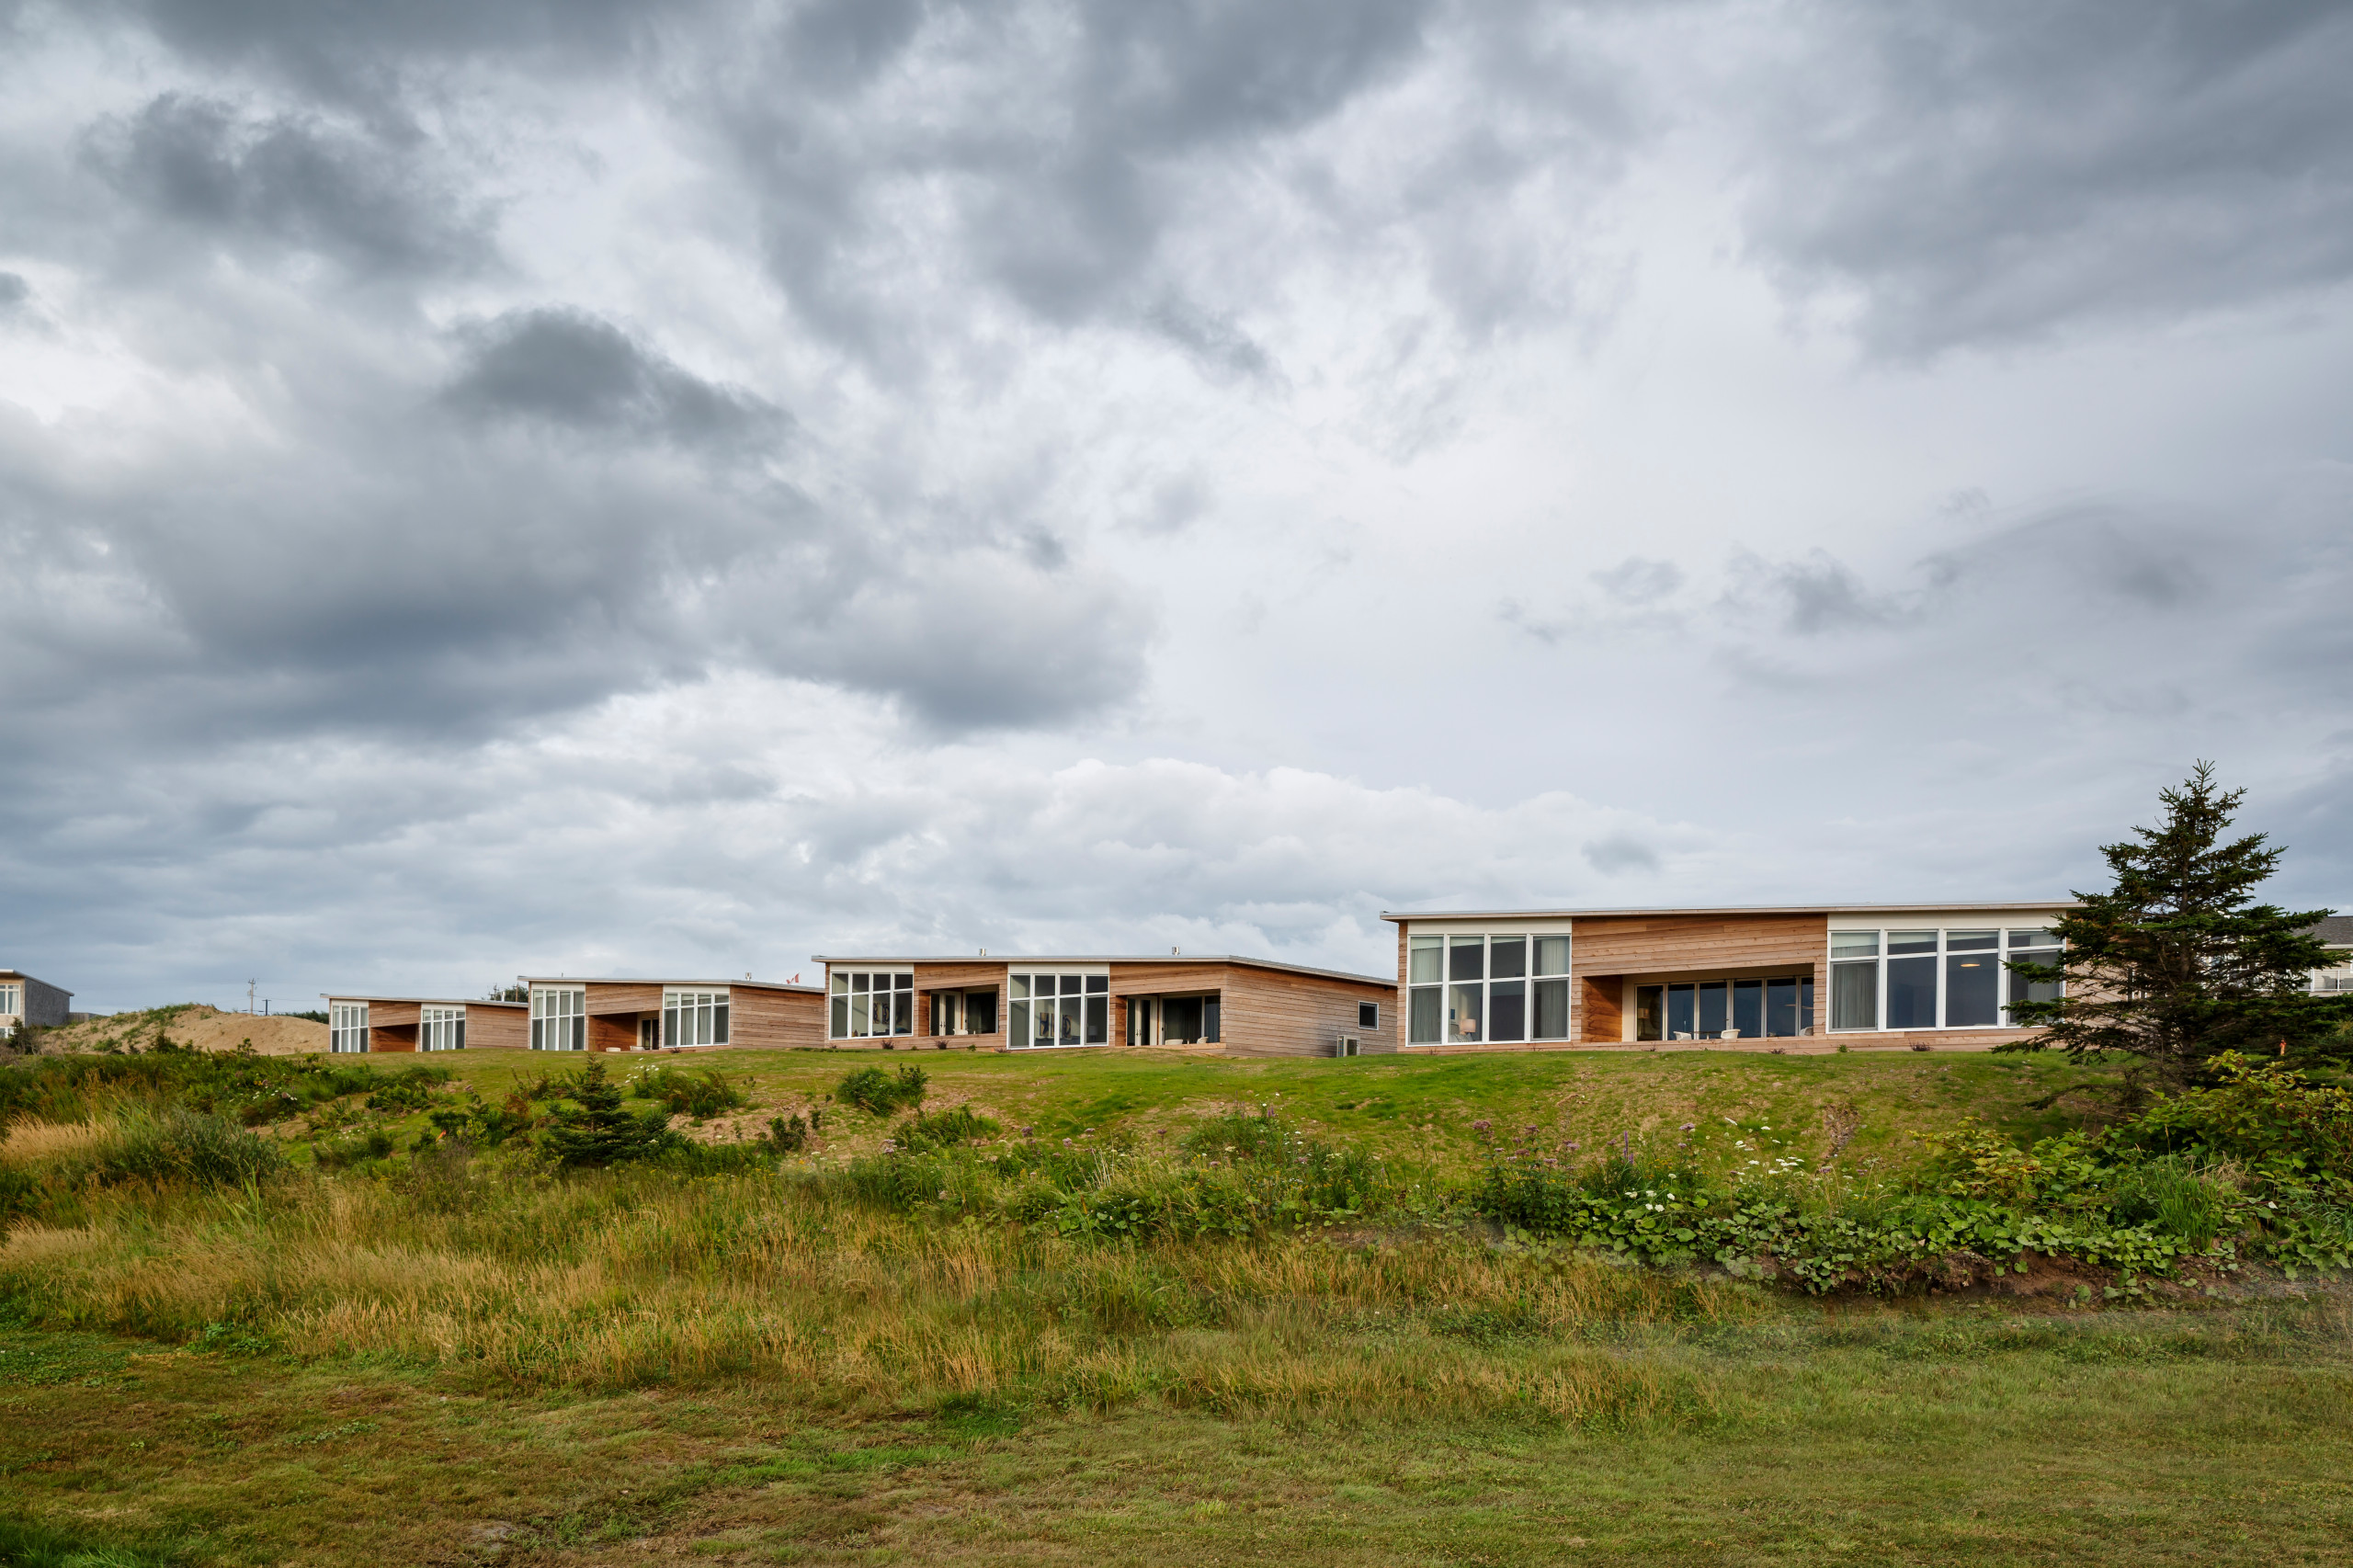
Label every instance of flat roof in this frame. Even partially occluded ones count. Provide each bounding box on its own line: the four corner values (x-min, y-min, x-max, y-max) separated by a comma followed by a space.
0, 971, 67, 993
811, 954, 1393, 988
321, 994, 527, 1008
516, 976, 824, 994
1381, 901, 2082, 923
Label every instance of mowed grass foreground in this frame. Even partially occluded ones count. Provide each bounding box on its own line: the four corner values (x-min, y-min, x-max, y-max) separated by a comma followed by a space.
2, 1043, 2349, 1564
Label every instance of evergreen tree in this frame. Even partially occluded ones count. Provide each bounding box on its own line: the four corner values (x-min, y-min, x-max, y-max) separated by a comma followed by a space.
545, 1059, 677, 1167
2006, 763, 2353, 1087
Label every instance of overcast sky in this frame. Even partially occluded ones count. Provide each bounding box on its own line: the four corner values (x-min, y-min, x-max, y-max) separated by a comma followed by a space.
3, 0, 2349, 1013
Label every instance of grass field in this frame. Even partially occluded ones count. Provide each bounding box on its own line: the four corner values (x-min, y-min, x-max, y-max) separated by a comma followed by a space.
3, 1042, 2349, 1565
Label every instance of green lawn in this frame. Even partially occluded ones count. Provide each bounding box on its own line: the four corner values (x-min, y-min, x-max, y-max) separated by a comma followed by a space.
6, 1046, 2350, 1565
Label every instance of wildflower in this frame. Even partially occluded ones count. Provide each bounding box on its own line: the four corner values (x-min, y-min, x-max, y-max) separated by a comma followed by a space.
1680, 1123, 1695, 1132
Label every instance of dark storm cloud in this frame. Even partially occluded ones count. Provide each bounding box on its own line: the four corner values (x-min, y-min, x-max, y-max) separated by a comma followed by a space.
443, 309, 790, 450
1739, 0, 2353, 354
87, 93, 490, 277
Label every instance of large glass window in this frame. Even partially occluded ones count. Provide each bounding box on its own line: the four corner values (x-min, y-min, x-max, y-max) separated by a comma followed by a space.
931, 989, 999, 1036
0, 983, 19, 1020
1636, 974, 1813, 1040
1009, 972, 1109, 1047
665, 988, 731, 1046
331, 1001, 369, 1053
1829, 926, 2063, 1031
530, 986, 585, 1051
1407, 931, 1570, 1044
420, 1005, 465, 1051
831, 972, 911, 1040
1156, 993, 1219, 1045
2006, 928, 2064, 1012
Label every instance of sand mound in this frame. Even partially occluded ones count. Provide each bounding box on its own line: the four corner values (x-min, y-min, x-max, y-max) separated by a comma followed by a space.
40, 1005, 328, 1056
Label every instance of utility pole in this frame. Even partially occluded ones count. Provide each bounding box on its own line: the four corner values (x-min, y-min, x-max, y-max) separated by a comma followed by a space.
247, 979, 256, 1015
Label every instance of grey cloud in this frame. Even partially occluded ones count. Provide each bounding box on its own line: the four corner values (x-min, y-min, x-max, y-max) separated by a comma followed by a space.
1582, 834, 1660, 875
1739, 1, 2353, 355
443, 309, 790, 451
1751, 550, 1904, 635
1144, 297, 1278, 384
89, 92, 489, 277
1590, 555, 1680, 604
0, 272, 27, 310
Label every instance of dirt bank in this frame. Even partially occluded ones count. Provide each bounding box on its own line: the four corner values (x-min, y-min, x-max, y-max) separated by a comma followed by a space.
40, 1005, 327, 1056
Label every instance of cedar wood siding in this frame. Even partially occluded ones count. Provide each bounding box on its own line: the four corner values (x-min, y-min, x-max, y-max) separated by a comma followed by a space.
365, 998, 421, 1053
582, 983, 660, 1052
730, 986, 824, 1050
1568, 913, 1827, 1043
1218, 963, 1396, 1057
465, 1004, 528, 1050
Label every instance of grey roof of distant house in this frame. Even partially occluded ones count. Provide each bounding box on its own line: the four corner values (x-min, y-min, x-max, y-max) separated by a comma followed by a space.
2304, 915, 2353, 947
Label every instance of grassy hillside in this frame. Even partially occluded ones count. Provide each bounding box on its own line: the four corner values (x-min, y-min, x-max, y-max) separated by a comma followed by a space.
1, 1043, 2347, 1565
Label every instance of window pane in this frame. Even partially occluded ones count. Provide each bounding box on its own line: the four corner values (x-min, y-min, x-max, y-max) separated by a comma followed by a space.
1733, 979, 1764, 1039
1947, 929, 1997, 952
1533, 936, 1570, 977
1086, 975, 1108, 994
970, 990, 998, 1033
1698, 982, 1728, 1037
850, 994, 870, 1035
1009, 999, 1029, 1046
1766, 978, 1797, 1037
1831, 961, 1877, 1030
714, 1002, 729, 1044
1408, 937, 1441, 985
1085, 995, 1108, 1043
1409, 986, 1442, 1043
1061, 975, 1084, 996
1887, 954, 1938, 1028
852, 972, 870, 993
1946, 952, 1999, 1027
2008, 957, 2062, 1008
1449, 937, 1484, 982
1830, 931, 1880, 958
1063, 995, 1086, 1044
1888, 930, 1938, 956
665, 1005, 678, 1046
2007, 928, 2058, 949
831, 997, 847, 1037
1011, 974, 1030, 1000
831, 973, 847, 994
1634, 984, 1663, 1041
1532, 978, 1569, 1040
896, 972, 914, 990
1165, 996, 1203, 1041
1802, 978, 1814, 1033
1666, 983, 1695, 1039
1358, 1001, 1380, 1029
1489, 937, 1527, 980
1489, 980, 1526, 1041
1203, 998, 1221, 1043
1448, 983, 1483, 1042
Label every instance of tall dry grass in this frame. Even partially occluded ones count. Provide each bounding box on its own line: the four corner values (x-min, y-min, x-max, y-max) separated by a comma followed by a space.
0, 1145, 1758, 1422
0, 1119, 109, 1166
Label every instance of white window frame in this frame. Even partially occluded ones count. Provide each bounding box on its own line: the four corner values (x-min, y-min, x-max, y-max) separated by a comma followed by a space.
330, 1001, 369, 1053
830, 971, 914, 1040
530, 985, 586, 1051
0, 983, 19, 1023
663, 988, 731, 1047
1358, 999, 1381, 1030
1404, 928, 1572, 1045
1008, 968, 1111, 1049
419, 1005, 466, 1051
1826, 926, 2063, 1032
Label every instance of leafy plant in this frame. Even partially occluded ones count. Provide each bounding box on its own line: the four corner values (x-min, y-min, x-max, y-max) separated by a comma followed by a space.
893, 1104, 999, 1153
630, 1065, 749, 1121
837, 1063, 927, 1117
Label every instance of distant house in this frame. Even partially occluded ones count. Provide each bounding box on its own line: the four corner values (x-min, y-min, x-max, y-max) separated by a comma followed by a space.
321, 995, 529, 1053
1381, 903, 2081, 1051
810, 954, 1396, 1058
2305, 915, 2353, 994
0, 970, 72, 1029
516, 977, 825, 1052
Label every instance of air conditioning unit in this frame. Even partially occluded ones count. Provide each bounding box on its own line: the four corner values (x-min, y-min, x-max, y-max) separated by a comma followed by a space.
1334, 1035, 1359, 1058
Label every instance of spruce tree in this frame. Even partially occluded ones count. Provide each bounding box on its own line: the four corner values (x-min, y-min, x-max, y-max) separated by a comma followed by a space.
545, 1059, 677, 1167
2005, 763, 2353, 1087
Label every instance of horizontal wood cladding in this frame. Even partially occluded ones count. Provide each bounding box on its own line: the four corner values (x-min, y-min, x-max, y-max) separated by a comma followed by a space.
909, 962, 1005, 993
1579, 977, 1621, 1044
1221, 965, 1396, 1059
586, 1014, 638, 1052
368, 1002, 423, 1028
367, 1024, 417, 1053
465, 1006, 528, 1050
583, 983, 662, 1016
730, 987, 824, 1051
1108, 961, 1235, 995
1571, 914, 1828, 979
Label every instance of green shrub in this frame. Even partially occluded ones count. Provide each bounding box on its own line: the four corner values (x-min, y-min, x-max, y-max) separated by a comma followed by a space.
100, 1108, 285, 1187
2107, 1154, 2236, 1246
760, 1113, 810, 1153
837, 1063, 926, 1117
894, 1105, 998, 1153
629, 1066, 748, 1121
2120, 1053, 2353, 1181
544, 1060, 680, 1168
